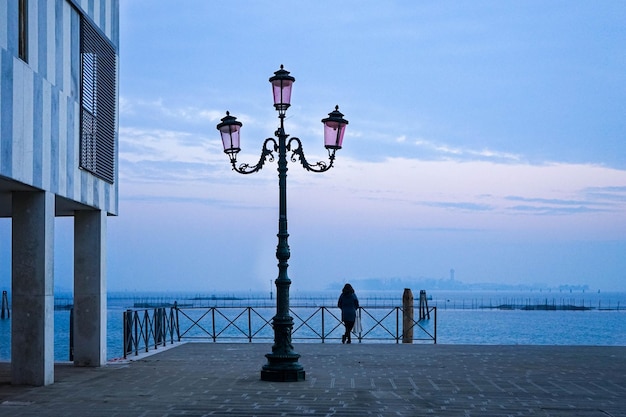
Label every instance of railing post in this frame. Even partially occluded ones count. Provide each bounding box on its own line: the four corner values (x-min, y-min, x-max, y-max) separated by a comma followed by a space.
174, 301, 181, 341
357, 308, 362, 343
434, 306, 437, 344
321, 307, 325, 343
248, 307, 252, 343
123, 310, 128, 358
158, 307, 161, 345
69, 307, 74, 361
161, 307, 167, 346
211, 307, 216, 342
133, 311, 139, 356
159, 308, 163, 346
144, 310, 150, 353
153, 308, 159, 348
158, 307, 164, 346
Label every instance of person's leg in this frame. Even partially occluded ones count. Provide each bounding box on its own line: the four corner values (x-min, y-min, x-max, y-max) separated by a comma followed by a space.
344, 320, 355, 343
345, 320, 355, 334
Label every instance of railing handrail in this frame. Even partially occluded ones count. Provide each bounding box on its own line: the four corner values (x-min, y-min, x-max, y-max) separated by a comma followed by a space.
122, 304, 436, 358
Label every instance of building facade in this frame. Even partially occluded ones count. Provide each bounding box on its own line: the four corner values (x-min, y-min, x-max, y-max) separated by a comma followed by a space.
0, 0, 119, 385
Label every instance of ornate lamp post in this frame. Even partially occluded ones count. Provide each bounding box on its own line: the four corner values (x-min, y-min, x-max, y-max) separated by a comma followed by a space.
217, 66, 348, 382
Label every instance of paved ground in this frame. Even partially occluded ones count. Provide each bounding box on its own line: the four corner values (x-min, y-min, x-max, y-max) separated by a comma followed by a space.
0, 343, 625, 416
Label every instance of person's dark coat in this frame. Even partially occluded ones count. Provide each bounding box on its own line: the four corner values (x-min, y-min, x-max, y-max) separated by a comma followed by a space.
338, 291, 359, 322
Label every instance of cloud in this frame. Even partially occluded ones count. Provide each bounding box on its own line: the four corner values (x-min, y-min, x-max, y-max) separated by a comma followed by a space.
506, 205, 608, 215
411, 138, 523, 162
422, 201, 493, 212
120, 96, 225, 123
118, 96, 263, 139
310, 157, 626, 239
120, 126, 219, 159
583, 186, 626, 202
400, 226, 484, 233
119, 126, 626, 210
505, 196, 594, 206
116, 123, 626, 241
504, 195, 613, 215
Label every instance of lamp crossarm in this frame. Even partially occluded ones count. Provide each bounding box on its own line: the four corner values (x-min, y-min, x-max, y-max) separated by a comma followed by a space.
232, 138, 278, 174
288, 137, 336, 173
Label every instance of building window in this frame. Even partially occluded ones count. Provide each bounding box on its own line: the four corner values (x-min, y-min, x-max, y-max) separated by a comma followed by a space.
79, 16, 117, 184
18, 0, 28, 61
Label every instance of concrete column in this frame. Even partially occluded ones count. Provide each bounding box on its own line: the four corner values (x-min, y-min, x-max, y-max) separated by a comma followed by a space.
73, 209, 107, 366
11, 191, 55, 386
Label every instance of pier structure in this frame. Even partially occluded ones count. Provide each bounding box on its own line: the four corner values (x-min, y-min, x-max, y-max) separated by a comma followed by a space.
0, 343, 624, 416
1, 1, 119, 385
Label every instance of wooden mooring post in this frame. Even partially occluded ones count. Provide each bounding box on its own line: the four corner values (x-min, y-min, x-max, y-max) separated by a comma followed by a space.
1, 290, 9, 319
419, 290, 430, 320
402, 288, 413, 343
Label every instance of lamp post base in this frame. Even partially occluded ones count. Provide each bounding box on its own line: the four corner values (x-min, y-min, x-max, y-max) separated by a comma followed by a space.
260, 353, 306, 382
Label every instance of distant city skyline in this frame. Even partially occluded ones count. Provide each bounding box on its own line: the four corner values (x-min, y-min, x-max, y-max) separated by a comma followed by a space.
326, 276, 596, 293
2, 1, 625, 293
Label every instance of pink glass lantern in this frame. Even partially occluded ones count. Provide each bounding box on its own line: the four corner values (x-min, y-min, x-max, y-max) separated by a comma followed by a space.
322, 106, 349, 150
217, 112, 242, 158
269, 65, 295, 115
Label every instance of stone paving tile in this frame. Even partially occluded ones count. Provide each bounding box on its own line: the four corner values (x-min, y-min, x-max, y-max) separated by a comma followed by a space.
0, 343, 625, 416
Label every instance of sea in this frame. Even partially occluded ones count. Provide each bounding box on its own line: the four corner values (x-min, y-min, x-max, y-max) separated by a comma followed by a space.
1, 289, 625, 362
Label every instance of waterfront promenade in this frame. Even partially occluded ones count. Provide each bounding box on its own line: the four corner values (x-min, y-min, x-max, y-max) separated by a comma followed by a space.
1, 343, 625, 416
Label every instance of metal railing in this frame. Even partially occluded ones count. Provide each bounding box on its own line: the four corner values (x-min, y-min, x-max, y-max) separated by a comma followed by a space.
123, 305, 180, 358
122, 304, 436, 358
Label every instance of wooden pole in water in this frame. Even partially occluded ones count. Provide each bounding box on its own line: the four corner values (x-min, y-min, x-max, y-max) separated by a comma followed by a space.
419, 290, 430, 320
1, 291, 9, 319
402, 288, 413, 343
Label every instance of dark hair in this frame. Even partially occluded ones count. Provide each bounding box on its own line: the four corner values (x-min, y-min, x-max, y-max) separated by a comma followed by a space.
342, 283, 354, 294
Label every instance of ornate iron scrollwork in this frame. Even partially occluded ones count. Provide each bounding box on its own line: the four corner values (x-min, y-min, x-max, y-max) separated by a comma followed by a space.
231, 138, 278, 174
288, 137, 336, 173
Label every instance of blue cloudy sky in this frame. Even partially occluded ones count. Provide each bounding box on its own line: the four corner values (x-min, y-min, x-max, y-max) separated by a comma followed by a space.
55, 1, 626, 293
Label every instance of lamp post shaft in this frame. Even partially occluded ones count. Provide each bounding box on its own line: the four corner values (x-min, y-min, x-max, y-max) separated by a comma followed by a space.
260, 116, 305, 382
276, 117, 290, 322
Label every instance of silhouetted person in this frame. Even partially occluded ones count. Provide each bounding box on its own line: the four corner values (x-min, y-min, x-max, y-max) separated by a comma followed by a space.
338, 283, 359, 344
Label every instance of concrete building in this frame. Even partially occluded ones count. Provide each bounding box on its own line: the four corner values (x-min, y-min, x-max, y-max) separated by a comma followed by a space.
0, 0, 119, 385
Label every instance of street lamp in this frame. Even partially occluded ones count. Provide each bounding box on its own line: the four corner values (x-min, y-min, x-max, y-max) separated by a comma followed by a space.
217, 66, 348, 382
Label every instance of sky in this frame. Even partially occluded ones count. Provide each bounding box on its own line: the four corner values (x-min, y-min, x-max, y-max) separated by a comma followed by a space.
6, 1, 626, 294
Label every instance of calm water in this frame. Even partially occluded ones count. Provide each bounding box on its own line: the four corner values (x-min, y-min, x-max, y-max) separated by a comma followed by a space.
1, 290, 624, 361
